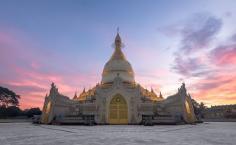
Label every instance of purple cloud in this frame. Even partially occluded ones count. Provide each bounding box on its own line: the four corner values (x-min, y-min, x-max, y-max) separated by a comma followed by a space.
193, 75, 232, 91
171, 13, 222, 78
180, 14, 222, 54
231, 33, 236, 41
171, 55, 209, 77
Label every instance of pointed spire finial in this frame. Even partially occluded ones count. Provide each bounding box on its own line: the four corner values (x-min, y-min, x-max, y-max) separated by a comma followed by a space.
159, 91, 163, 98
110, 28, 126, 60
73, 91, 77, 99
117, 27, 119, 34
50, 82, 58, 95
113, 28, 123, 53
51, 82, 55, 88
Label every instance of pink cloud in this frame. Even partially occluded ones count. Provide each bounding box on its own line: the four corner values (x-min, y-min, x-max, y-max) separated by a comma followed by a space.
0, 27, 100, 109
190, 73, 236, 106
5, 66, 100, 109
211, 44, 236, 65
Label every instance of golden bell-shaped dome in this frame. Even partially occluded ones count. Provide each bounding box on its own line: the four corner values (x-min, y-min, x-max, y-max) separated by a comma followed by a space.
101, 32, 135, 84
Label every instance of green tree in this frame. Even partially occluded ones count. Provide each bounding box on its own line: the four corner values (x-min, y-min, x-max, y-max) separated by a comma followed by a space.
6, 106, 22, 117
24, 108, 42, 118
0, 86, 20, 107
191, 99, 207, 119
199, 102, 207, 110
0, 105, 23, 118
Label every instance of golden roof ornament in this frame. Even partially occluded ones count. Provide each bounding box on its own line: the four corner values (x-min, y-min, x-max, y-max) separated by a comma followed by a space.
111, 28, 126, 60
73, 91, 77, 99
159, 92, 163, 98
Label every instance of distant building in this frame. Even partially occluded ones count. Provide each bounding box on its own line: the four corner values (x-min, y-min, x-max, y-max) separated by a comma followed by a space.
203, 105, 236, 119
41, 32, 196, 125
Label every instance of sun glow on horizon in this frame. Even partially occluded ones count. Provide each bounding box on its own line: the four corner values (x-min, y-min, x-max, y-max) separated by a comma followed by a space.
0, 1, 236, 109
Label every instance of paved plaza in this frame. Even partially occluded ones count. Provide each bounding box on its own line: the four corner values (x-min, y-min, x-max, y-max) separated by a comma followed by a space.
0, 122, 235, 145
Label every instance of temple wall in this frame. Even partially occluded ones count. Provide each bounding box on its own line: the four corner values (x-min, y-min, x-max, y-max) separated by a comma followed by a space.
41, 82, 197, 125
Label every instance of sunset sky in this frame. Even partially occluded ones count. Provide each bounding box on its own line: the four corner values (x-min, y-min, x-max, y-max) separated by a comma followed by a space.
0, 0, 236, 109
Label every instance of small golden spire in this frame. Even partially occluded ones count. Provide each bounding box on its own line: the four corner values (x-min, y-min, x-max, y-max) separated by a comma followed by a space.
115, 33, 121, 49
73, 91, 77, 99
83, 88, 86, 93
111, 29, 126, 60
159, 92, 163, 98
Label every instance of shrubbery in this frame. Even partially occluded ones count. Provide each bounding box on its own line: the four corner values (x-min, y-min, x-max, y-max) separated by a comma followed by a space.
0, 106, 42, 118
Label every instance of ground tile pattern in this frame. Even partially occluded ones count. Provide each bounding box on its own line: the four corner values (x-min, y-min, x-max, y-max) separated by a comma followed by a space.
0, 122, 235, 145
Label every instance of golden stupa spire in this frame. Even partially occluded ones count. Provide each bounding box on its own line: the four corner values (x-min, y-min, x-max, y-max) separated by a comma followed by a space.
111, 28, 126, 60
115, 27, 121, 49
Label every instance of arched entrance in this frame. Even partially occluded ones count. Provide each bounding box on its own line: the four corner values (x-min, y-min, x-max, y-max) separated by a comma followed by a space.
185, 100, 195, 122
109, 94, 128, 124
42, 101, 51, 124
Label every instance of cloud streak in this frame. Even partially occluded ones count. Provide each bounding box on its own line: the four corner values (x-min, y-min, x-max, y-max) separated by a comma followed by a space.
191, 73, 236, 105
0, 27, 100, 109
170, 13, 222, 78
172, 54, 208, 77
211, 44, 236, 65
168, 13, 236, 106
180, 14, 222, 54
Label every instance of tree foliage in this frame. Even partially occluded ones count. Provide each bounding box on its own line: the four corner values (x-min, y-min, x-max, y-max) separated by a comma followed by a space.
0, 86, 43, 118
0, 106, 42, 118
0, 86, 20, 107
0, 106, 22, 117
24, 108, 42, 117
191, 99, 207, 119
0, 86, 21, 118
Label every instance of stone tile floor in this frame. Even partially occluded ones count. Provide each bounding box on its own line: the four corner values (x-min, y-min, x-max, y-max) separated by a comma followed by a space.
0, 122, 235, 145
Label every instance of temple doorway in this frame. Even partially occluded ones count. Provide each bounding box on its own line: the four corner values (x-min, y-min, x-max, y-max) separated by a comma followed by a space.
109, 94, 128, 124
